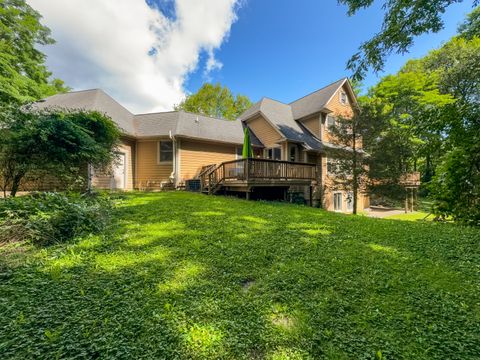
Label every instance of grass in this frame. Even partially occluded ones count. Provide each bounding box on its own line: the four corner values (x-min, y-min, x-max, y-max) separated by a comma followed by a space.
385, 211, 435, 221
1, 192, 479, 359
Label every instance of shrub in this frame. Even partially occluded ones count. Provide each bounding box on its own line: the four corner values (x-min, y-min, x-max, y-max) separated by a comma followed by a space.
0, 192, 114, 245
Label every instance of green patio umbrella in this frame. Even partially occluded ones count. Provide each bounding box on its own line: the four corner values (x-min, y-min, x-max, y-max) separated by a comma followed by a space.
242, 127, 253, 158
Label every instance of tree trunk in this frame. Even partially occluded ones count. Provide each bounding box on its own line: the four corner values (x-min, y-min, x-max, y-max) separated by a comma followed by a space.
10, 173, 24, 197
352, 128, 358, 215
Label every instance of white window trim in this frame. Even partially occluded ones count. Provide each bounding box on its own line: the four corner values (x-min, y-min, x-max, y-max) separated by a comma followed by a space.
157, 140, 173, 165
326, 115, 336, 131
333, 192, 343, 212
340, 91, 348, 105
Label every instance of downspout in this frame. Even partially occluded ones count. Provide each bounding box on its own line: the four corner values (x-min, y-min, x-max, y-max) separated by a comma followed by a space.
169, 130, 177, 186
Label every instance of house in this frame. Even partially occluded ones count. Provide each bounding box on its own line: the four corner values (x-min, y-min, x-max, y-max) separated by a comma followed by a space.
32, 77, 369, 212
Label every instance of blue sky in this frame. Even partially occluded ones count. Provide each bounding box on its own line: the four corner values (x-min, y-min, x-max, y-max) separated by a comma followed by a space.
185, 0, 473, 103
33, 0, 475, 113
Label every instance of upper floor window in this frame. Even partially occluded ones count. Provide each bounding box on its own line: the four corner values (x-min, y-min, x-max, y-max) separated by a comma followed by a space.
340, 91, 348, 105
158, 140, 173, 163
327, 157, 341, 174
265, 147, 281, 160
289, 145, 298, 162
326, 115, 336, 129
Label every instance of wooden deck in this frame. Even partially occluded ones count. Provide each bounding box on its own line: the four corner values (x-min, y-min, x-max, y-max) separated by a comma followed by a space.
199, 158, 317, 198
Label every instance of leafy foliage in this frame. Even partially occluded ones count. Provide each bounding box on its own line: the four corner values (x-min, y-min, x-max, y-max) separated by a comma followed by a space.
0, 192, 478, 358
0, 0, 69, 105
340, 0, 479, 80
174, 83, 252, 120
0, 108, 121, 196
458, 5, 480, 39
360, 8, 480, 223
327, 112, 368, 214
0, 192, 114, 245
430, 146, 480, 225
359, 65, 454, 200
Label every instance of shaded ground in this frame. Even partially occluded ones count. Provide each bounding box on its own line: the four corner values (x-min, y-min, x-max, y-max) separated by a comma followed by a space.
0, 192, 479, 359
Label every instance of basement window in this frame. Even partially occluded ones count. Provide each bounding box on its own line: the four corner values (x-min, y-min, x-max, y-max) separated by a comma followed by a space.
158, 140, 173, 163
333, 192, 343, 211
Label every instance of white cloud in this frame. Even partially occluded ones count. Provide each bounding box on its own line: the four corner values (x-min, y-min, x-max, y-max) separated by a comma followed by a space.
27, 0, 240, 113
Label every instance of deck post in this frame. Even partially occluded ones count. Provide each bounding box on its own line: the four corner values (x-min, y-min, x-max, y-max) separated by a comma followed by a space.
246, 189, 250, 200
309, 185, 313, 207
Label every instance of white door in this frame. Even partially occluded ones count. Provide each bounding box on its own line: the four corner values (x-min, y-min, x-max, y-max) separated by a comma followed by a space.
112, 153, 126, 189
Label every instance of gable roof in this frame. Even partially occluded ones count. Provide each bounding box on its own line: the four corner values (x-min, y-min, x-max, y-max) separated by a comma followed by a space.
33, 77, 355, 152
289, 78, 347, 120
134, 111, 262, 146
34, 90, 262, 146
32, 89, 136, 135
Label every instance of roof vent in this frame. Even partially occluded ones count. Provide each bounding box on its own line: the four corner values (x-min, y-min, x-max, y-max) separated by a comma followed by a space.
195, 116, 199, 123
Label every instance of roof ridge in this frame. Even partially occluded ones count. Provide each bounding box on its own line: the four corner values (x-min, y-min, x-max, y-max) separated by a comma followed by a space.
289, 77, 347, 105
180, 110, 237, 122
262, 96, 289, 106
92, 89, 134, 116
134, 110, 179, 116
62, 88, 102, 95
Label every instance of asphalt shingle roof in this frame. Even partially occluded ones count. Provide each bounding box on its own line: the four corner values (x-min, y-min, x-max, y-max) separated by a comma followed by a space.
33, 89, 136, 135
290, 78, 347, 120
33, 78, 351, 152
34, 90, 262, 146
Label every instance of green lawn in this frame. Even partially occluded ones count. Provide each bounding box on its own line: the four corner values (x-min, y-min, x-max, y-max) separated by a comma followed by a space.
385, 211, 435, 221
1, 192, 479, 359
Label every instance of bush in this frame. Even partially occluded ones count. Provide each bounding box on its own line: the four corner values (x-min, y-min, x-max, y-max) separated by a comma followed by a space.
0, 192, 114, 245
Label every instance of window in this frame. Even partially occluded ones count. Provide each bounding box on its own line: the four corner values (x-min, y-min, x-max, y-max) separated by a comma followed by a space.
333, 192, 343, 211
265, 147, 281, 160
326, 115, 336, 129
346, 192, 353, 211
236, 147, 243, 159
326, 157, 341, 174
289, 145, 297, 162
158, 140, 173, 163
340, 91, 348, 105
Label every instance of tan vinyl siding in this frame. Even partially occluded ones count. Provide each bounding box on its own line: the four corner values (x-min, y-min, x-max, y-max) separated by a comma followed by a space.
321, 154, 369, 211
323, 84, 356, 144
179, 139, 237, 183
301, 114, 321, 138
247, 115, 282, 148
136, 139, 173, 188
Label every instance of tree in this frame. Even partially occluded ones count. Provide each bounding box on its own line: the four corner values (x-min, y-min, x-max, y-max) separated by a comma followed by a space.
458, 6, 480, 39
174, 83, 252, 120
360, 7, 480, 223
0, 108, 121, 197
424, 37, 480, 224
340, 0, 479, 80
327, 112, 368, 214
0, 0, 69, 105
359, 59, 455, 202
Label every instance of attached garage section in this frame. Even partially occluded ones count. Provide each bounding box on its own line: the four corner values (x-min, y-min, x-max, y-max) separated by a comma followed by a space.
91, 138, 135, 190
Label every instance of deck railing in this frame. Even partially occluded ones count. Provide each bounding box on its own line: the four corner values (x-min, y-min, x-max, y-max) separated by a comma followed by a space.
201, 158, 317, 193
